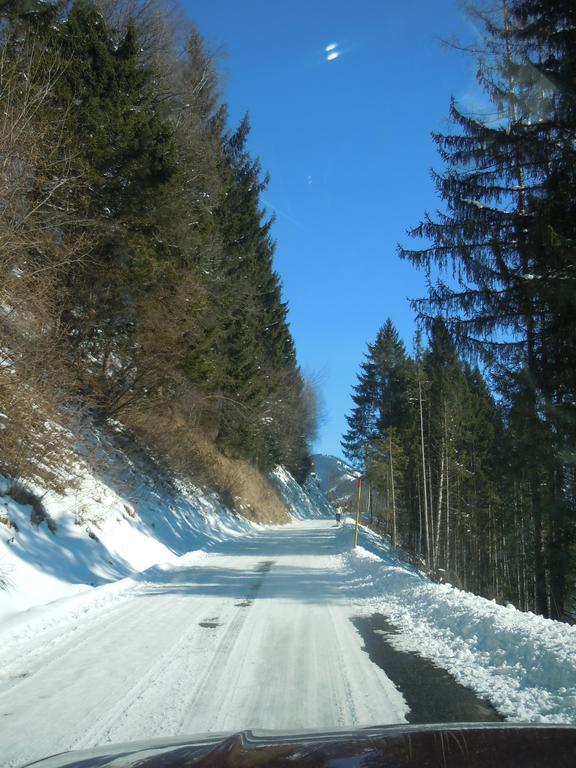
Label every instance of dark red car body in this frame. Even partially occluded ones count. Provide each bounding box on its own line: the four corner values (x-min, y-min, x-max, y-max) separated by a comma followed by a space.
23, 723, 576, 768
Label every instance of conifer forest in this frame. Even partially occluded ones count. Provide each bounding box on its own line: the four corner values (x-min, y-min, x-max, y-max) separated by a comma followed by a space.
343, 1, 576, 621
0, 0, 317, 497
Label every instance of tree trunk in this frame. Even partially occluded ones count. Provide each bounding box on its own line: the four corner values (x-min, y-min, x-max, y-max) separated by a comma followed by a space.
389, 435, 397, 547
368, 482, 373, 526
445, 412, 451, 575
531, 473, 548, 617
418, 378, 431, 567
548, 468, 566, 620
435, 440, 445, 570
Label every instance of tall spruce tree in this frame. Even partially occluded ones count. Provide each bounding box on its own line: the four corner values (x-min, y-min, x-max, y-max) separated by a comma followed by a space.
181, 114, 309, 472
422, 318, 469, 573
342, 319, 410, 468
506, 0, 576, 618
55, 0, 177, 398
397, 2, 574, 615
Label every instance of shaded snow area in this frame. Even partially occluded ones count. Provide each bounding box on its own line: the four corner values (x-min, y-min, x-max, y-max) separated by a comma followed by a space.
0, 471, 255, 622
350, 524, 576, 725
0, 432, 329, 623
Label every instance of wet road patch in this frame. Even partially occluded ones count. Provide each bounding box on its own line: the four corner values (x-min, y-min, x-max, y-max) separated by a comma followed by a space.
352, 613, 502, 723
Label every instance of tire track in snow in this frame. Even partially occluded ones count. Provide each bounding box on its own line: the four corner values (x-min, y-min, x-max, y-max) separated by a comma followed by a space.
176, 598, 255, 731
325, 605, 359, 725
0, 593, 146, 696
76, 560, 275, 746
1, 522, 409, 768
0, 591, 208, 766
1, 581, 136, 662
70, 599, 218, 749
94, 598, 249, 744
173, 560, 276, 734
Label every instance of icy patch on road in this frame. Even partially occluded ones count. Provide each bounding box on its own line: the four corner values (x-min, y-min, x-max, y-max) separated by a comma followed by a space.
345, 524, 576, 725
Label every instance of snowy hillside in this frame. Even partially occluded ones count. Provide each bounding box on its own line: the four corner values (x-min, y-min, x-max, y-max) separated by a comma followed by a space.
272, 465, 335, 519
0, 432, 331, 622
312, 454, 360, 507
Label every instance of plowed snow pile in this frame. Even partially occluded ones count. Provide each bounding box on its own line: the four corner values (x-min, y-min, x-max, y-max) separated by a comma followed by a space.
349, 523, 576, 724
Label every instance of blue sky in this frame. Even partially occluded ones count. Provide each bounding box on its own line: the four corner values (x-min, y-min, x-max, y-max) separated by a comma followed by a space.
183, 0, 480, 458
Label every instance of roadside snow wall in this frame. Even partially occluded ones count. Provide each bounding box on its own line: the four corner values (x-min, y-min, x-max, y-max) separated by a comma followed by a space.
349, 523, 576, 724
0, 433, 330, 621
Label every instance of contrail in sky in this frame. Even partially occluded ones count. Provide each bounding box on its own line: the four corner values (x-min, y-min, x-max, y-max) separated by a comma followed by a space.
261, 197, 305, 230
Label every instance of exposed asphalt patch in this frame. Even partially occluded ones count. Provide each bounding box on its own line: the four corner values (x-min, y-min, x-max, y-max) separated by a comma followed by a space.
230, 561, 276, 609
243, 560, 276, 604
352, 613, 503, 724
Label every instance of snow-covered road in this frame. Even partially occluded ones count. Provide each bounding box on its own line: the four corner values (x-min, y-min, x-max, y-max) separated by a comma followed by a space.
0, 521, 408, 767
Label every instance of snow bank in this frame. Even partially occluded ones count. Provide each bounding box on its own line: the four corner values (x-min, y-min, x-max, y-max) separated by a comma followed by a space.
345, 523, 576, 724
0, 431, 328, 622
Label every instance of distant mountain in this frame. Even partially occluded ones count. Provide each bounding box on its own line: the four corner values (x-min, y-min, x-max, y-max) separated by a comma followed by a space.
311, 454, 360, 509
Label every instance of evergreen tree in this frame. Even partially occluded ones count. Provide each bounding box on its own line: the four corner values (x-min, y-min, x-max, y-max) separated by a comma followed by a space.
341, 349, 379, 468
507, 0, 576, 618
422, 318, 470, 573
342, 319, 410, 468
397, 2, 576, 615
55, 0, 177, 396
343, 318, 513, 602
180, 113, 310, 472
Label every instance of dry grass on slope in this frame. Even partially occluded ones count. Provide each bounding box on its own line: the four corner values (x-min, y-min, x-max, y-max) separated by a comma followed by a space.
207, 446, 291, 525
123, 406, 290, 524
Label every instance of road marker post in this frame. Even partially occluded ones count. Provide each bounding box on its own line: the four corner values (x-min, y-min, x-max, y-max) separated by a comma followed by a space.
353, 476, 363, 549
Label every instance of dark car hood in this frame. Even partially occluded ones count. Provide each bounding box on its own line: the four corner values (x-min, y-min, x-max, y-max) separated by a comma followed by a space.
22, 723, 576, 768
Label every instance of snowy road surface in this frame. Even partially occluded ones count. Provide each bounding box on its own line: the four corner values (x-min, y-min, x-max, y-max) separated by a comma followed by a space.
0, 521, 408, 767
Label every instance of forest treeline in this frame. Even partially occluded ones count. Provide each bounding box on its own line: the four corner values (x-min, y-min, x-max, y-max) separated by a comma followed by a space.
0, 0, 317, 502
343, 0, 576, 622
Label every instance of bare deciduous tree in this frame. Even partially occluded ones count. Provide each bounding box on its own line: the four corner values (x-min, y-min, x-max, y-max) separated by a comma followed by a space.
0, 37, 89, 487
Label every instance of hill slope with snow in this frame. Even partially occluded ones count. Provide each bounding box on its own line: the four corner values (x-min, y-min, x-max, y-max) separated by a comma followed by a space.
0, 430, 332, 622
312, 454, 360, 507
272, 465, 335, 519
